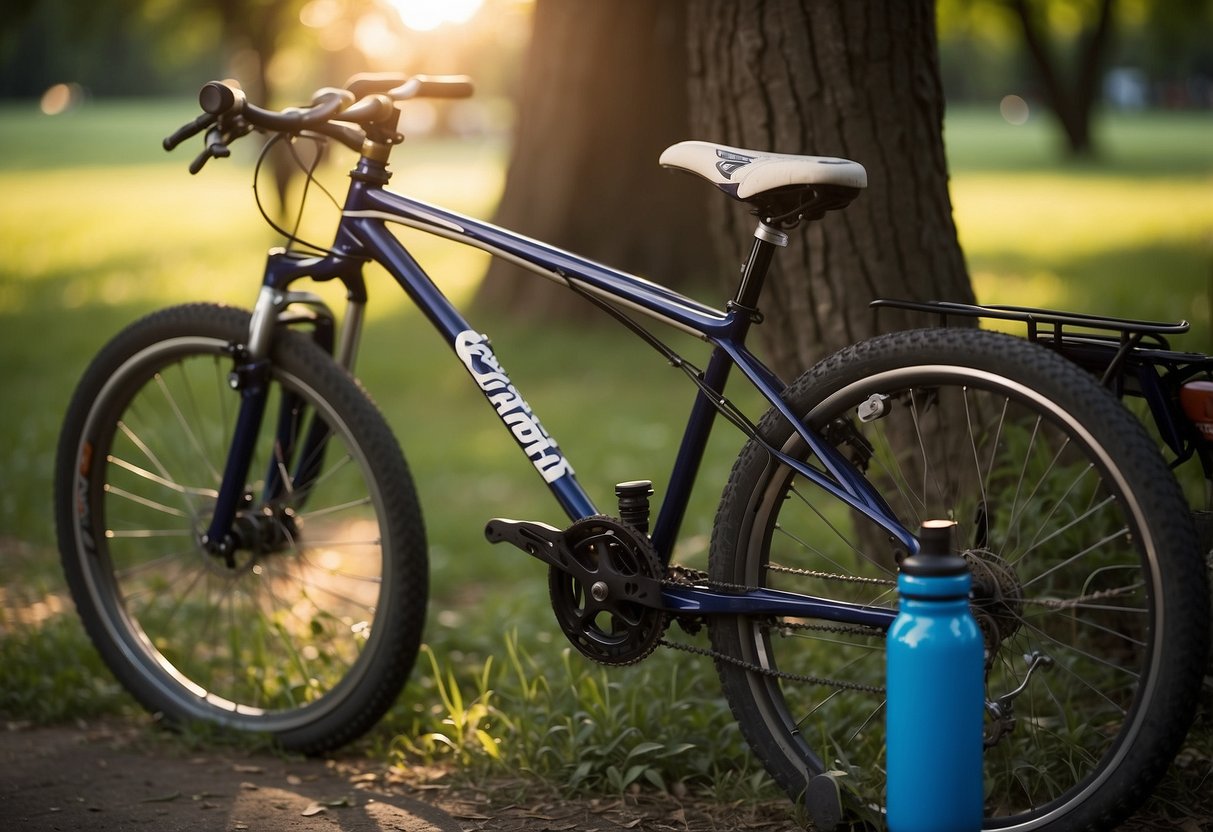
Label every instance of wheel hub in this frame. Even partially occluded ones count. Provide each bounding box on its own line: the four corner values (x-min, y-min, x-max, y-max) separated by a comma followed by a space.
200, 504, 300, 571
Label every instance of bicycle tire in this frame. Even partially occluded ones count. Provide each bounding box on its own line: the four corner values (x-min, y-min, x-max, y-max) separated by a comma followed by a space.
54, 303, 427, 753
709, 327, 1209, 831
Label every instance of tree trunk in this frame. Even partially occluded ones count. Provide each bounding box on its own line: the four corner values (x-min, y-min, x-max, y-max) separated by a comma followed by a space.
473, 0, 716, 321
686, 0, 974, 379
1008, 0, 1117, 158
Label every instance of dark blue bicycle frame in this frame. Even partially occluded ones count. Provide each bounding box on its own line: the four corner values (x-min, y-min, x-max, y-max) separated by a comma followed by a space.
210, 155, 910, 632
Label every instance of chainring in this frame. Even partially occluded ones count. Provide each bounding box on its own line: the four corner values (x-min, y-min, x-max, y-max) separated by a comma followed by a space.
547, 516, 668, 665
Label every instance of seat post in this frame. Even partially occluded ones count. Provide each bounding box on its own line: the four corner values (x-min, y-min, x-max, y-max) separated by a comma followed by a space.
731, 221, 789, 321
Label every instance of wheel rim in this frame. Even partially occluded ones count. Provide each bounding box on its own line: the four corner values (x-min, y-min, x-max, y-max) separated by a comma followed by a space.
70, 336, 395, 731
728, 365, 1160, 829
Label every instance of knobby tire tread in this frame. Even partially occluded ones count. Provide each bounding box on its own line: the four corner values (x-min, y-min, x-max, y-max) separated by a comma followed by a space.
55, 303, 428, 754
709, 328, 1209, 831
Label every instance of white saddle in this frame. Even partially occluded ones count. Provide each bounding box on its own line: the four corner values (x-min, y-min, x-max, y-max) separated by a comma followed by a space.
659, 140, 867, 202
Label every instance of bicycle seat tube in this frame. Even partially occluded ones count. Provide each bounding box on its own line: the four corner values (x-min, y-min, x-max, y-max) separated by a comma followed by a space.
650, 221, 787, 556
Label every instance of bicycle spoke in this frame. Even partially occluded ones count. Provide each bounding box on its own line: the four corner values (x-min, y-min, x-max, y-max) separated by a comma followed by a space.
107, 528, 194, 539
296, 495, 374, 521
155, 370, 222, 483
1020, 523, 1127, 589
107, 453, 218, 498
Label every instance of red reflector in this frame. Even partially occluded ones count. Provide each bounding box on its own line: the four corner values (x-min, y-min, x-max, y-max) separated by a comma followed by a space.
1180, 380, 1213, 439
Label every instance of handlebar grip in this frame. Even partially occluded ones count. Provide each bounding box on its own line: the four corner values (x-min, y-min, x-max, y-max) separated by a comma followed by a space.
199, 81, 246, 115
411, 75, 475, 99
163, 112, 217, 151
346, 73, 408, 99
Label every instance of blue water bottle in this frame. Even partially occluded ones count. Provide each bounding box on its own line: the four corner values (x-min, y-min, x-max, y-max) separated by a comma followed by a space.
886, 520, 984, 832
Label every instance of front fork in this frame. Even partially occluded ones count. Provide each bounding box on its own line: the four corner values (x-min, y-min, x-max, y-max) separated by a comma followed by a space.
201, 283, 356, 561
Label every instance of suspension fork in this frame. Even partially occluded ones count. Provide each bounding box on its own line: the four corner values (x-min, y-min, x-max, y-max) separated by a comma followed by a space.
201, 287, 278, 560
202, 284, 350, 558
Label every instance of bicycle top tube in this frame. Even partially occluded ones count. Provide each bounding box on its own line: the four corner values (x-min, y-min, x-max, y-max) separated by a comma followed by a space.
167, 74, 915, 556
325, 161, 914, 553
346, 179, 732, 340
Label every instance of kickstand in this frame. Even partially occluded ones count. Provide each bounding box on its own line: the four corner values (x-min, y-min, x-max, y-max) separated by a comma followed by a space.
805, 772, 844, 832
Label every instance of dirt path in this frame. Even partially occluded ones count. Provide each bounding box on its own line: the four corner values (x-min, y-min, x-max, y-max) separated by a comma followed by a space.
6, 716, 1209, 831
0, 719, 802, 832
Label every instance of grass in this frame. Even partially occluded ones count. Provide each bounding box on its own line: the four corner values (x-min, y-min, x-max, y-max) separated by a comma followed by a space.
1, 98, 1211, 814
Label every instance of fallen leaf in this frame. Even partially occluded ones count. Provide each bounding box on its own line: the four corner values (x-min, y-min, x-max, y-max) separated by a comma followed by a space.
232, 764, 263, 774
240, 782, 258, 791
139, 791, 181, 804
302, 803, 326, 817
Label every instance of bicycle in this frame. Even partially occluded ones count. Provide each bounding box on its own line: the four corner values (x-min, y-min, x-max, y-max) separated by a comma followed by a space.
53, 74, 1210, 832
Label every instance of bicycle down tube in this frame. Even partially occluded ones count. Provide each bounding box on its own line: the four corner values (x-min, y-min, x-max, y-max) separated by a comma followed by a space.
217, 153, 911, 630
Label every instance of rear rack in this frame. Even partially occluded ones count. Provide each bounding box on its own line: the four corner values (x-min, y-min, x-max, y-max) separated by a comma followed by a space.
870, 298, 1190, 349
871, 298, 1209, 396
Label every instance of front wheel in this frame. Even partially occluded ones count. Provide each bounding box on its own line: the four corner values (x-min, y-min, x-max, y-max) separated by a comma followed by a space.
710, 328, 1209, 830
54, 303, 428, 753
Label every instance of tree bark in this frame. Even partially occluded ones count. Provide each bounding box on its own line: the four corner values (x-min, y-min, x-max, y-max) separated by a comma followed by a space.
686, 0, 974, 378
473, 0, 716, 321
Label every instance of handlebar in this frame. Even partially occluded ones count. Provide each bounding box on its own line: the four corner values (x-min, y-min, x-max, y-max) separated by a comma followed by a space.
166, 72, 475, 173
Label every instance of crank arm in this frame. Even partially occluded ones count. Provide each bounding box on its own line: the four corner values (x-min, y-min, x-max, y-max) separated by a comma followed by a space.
484, 517, 567, 570
486, 517, 666, 609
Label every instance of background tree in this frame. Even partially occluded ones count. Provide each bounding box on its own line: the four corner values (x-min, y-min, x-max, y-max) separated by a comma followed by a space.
472, 0, 716, 320
938, 0, 1213, 158
1002, 0, 1117, 157
686, 0, 973, 378
209, 0, 301, 106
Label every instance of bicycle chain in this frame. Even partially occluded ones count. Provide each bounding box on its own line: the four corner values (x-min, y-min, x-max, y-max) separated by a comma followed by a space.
659, 563, 888, 695
657, 637, 886, 695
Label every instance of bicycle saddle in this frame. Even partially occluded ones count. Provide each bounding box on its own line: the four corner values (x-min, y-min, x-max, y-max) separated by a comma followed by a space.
660, 140, 867, 221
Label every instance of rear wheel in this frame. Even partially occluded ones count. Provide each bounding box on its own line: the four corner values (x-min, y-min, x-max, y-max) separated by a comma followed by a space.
55, 303, 427, 752
710, 328, 1209, 830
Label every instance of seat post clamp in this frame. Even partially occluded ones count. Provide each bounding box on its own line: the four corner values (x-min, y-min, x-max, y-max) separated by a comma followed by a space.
754, 222, 789, 247
726, 299, 765, 324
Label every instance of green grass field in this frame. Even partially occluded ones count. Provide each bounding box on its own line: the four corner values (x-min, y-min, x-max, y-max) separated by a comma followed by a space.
1, 98, 1210, 804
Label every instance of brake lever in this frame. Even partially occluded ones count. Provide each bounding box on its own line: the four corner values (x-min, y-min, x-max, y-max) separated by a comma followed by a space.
164, 112, 218, 152
188, 126, 232, 174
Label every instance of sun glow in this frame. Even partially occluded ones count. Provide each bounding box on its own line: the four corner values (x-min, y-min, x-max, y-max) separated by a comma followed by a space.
384, 0, 484, 32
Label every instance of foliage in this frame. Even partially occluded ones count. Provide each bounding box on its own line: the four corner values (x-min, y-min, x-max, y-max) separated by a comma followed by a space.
938, 0, 1213, 156
938, 0, 1213, 97
0, 0, 532, 104
387, 629, 770, 798
0, 612, 133, 723
0, 102, 1209, 813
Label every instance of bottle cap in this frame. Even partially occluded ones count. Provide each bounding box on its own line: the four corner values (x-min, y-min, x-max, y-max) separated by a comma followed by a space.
900, 520, 969, 578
